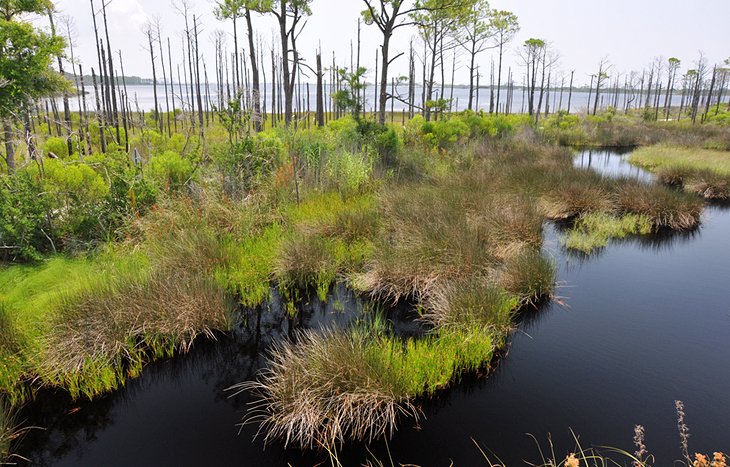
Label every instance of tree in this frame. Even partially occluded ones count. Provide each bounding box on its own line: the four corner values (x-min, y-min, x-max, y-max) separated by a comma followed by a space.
454, 0, 495, 111
663, 57, 680, 119
489, 10, 518, 114
1, 0, 66, 174
214, 0, 269, 131
362, 0, 466, 125
267, 0, 312, 126
592, 58, 610, 116
332, 66, 367, 119
412, 0, 469, 120
520, 38, 546, 117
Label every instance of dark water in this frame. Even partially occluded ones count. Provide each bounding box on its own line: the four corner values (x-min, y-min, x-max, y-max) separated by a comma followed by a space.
18, 152, 730, 465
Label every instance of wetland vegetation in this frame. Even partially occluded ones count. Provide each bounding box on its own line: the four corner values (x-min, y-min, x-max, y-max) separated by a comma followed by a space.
1, 0, 729, 464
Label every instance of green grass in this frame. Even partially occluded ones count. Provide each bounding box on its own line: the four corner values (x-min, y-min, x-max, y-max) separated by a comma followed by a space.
0, 217, 238, 402
0, 253, 149, 403
630, 145, 730, 176
222, 223, 284, 308
630, 145, 730, 199
563, 213, 654, 253
237, 322, 499, 449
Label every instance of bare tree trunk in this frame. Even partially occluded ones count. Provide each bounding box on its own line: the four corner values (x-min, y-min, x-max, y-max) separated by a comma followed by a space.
702, 66, 717, 123
101, 1, 120, 143
117, 53, 130, 152
495, 38, 505, 115
193, 15, 205, 135
47, 8, 73, 156
567, 71, 574, 114
146, 27, 161, 133
168, 38, 177, 133
245, 10, 262, 132
316, 53, 324, 127
156, 25, 171, 137
79, 64, 93, 155
92, 68, 107, 153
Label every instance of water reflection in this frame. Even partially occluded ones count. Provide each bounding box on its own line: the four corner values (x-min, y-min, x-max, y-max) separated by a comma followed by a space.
18, 285, 424, 466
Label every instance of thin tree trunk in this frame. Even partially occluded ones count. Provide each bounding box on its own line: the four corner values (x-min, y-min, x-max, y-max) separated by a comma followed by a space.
91, 68, 107, 153
245, 10, 262, 132
3, 121, 15, 174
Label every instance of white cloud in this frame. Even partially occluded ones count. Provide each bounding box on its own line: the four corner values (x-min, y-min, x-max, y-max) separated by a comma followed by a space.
107, 0, 149, 31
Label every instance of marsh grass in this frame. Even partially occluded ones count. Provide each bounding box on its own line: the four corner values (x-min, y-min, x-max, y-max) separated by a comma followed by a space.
40, 227, 234, 399
501, 250, 557, 306
630, 146, 730, 200
234, 323, 496, 450
425, 281, 518, 331
563, 213, 653, 253
614, 182, 703, 230
239, 138, 708, 451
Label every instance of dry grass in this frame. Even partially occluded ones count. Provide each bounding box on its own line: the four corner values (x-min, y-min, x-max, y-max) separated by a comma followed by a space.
232, 328, 420, 450
614, 182, 702, 230
41, 227, 233, 398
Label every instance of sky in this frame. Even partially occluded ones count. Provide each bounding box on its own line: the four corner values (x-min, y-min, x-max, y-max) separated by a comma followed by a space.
42, 0, 730, 88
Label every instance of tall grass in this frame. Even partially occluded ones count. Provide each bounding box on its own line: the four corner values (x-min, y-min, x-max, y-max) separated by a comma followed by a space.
630, 145, 730, 199
234, 323, 497, 450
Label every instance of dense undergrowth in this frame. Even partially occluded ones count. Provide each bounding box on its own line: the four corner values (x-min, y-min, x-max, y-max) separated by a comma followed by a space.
1, 108, 726, 456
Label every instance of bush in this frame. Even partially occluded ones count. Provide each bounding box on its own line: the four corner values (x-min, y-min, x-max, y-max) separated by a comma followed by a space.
148, 150, 195, 191
0, 172, 53, 261
43, 136, 70, 158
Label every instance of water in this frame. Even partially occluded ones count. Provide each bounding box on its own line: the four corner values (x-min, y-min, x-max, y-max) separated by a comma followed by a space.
17, 152, 730, 465
52, 83, 696, 116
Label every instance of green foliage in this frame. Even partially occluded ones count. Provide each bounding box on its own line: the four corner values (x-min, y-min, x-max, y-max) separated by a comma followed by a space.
0, 4, 67, 120
213, 133, 284, 196
0, 171, 52, 260
563, 213, 653, 253
148, 150, 195, 191
323, 150, 373, 196
332, 66, 367, 119
43, 136, 70, 158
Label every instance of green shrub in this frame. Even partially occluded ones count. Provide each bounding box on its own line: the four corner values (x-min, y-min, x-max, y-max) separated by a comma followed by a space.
43, 136, 70, 158
0, 172, 53, 261
148, 150, 195, 191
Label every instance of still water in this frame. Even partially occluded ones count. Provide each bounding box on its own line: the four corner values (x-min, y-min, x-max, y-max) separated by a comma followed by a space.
53, 83, 695, 116
18, 151, 730, 465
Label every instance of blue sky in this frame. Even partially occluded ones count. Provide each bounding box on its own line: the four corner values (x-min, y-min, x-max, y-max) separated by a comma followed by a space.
48, 0, 729, 86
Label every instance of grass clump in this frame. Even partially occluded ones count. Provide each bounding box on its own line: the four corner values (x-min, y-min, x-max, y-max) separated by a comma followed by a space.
223, 224, 283, 308
501, 249, 557, 306
563, 213, 653, 253
236, 322, 497, 450
425, 281, 518, 331
630, 145, 730, 199
614, 181, 703, 230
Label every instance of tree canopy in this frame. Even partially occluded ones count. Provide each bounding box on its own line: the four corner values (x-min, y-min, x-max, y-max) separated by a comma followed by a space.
0, 0, 66, 120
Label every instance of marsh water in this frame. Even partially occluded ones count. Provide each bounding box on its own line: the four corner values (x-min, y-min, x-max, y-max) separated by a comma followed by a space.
18, 150, 730, 465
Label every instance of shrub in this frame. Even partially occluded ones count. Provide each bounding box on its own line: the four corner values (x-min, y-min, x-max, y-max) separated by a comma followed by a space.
0, 172, 53, 261
148, 150, 195, 191
43, 136, 70, 158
